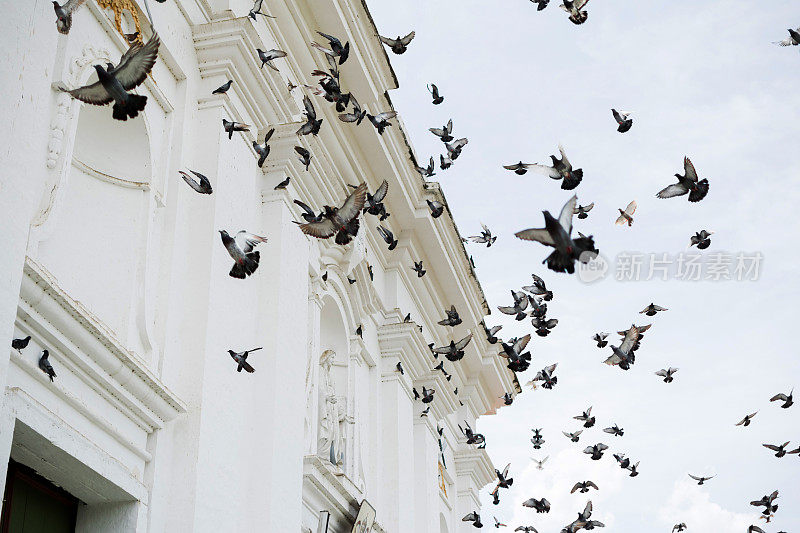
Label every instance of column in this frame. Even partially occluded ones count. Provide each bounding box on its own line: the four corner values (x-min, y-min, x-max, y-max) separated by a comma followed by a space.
254, 193, 310, 531
378, 366, 416, 532
413, 417, 441, 533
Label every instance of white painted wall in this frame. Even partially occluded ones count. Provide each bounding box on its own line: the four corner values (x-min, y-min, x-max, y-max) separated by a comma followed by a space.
0, 1, 517, 531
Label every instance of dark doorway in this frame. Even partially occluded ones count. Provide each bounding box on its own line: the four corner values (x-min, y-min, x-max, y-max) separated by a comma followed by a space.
1, 460, 78, 533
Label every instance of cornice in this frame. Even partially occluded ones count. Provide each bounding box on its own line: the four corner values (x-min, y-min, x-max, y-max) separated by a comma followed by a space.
17, 258, 187, 427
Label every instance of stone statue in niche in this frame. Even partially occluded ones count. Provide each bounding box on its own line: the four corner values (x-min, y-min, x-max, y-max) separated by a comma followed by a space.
317, 350, 351, 467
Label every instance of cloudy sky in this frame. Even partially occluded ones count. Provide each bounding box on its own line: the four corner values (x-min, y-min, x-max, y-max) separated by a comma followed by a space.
367, 0, 800, 530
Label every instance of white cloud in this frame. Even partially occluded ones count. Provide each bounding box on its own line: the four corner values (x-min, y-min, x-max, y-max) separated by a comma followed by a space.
657, 480, 753, 531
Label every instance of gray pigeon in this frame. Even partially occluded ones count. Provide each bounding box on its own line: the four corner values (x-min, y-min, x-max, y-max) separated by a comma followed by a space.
179, 170, 213, 194
763, 441, 791, 457
39, 350, 56, 381
297, 183, 367, 245
295, 146, 312, 170
53, 0, 87, 34
256, 48, 287, 71
248, 0, 276, 19
735, 411, 758, 427
655, 367, 679, 383
689, 230, 713, 249
219, 230, 268, 278
297, 96, 323, 136
525, 144, 583, 190
60, 33, 160, 121
769, 389, 793, 408
427, 199, 444, 218
223, 119, 251, 139
774, 27, 800, 46
312, 31, 350, 64
612, 109, 633, 132
212, 80, 233, 95
515, 195, 598, 274
428, 83, 444, 104
380, 31, 415, 54
656, 157, 709, 202
253, 128, 275, 167
688, 474, 715, 485
228, 347, 261, 372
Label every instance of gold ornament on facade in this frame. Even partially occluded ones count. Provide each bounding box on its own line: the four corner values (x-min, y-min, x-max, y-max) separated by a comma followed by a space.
96, 0, 142, 42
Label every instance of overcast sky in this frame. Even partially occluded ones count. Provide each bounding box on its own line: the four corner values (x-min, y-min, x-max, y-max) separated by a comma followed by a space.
367, 1, 800, 530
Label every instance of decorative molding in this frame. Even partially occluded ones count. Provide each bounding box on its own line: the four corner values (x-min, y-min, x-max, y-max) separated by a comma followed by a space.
17, 258, 186, 427
71, 156, 150, 189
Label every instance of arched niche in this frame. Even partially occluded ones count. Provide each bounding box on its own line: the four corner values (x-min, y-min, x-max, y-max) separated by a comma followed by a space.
36, 94, 152, 347
439, 513, 449, 533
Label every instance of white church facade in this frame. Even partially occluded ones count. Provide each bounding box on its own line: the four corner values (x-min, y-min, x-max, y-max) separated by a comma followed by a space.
0, 0, 517, 531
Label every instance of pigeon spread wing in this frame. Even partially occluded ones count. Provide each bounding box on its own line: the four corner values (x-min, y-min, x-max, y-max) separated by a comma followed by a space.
338, 182, 368, 222
657, 183, 688, 198
234, 231, 267, 253
515, 228, 555, 245
683, 157, 698, 182
527, 163, 561, 179
372, 180, 389, 203
558, 195, 578, 234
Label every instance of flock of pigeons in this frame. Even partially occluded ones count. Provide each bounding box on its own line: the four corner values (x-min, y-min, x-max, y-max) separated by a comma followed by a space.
14, 0, 794, 531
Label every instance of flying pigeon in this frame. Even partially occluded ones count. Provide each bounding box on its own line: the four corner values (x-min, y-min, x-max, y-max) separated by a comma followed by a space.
367, 111, 398, 135
640, 303, 667, 316
523, 145, 583, 190
574, 407, 596, 428
774, 27, 800, 46
614, 453, 631, 469
522, 274, 553, 301
494, 516, 507, 528
672, 524, 687, 532
376, 225, 398, 250
612, 109, 633, 133
563, 430, 583, 442
294, 200, 322, 223
53, 0, 87, 34
656, 367, 679, 383
503, 162, 537, 175
530, 428, 545, 449
490, 486, 500, 505
604, 324, 647, 370
615, 200, 637, 226
60, 33, 160, 121
212, 80, 233, 95
428, 83, 444, 104
592, 333, 609, 348
430, 119, 454, 142
522, 497, 551, 513
500, 335, 532, 372
574, 202, 594, 219
297, 95, 323, 136
603, 424, 624, 437
532, 456, 549, 470
531, 0, 549, 10
293, 146, 312, 171
296, 183, 367, 245
735, 411, 758, 427
656, 157, 709, 202
560, 0, 590, 24
228, 347, 261, 373
627, 462, 640, 477
179, 170, 213, 194
256, 48, 287, 71
689, 230, 713, 249
12, 336, 31, 352
515, 527, 538, 532
484, 324, 502, 344
438, 305, 462, 327
219, 230, 268, 278
416, 156, 436, 178
380, 31, 415, 54
498, 290, 530, 321
339, 94, 367, 125
459, 421, 485, 445
223, 119, 250, 139
362, 180, 389, 219
38, 350, 57, 381
433, 334, 473, 362
532, 317, 558, 338
469, 224, 496, 247
571, 481, 599, 494
252, 128, 275, 167
248, 0, 276, 19
411, 261, 426, 278
312, 31, 349, 64
532, 363, 558, 388
769, 389, 793, 408
688, 474, 715, 485
440, 154, 453, 170
420, 386, 435, 404
763, 441, 791, 457
445, 138, 469, 160
495, 463, 513, 489
462, 511, 483, 528
515, 195, 598, 274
